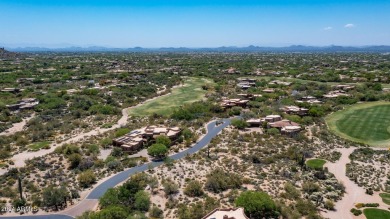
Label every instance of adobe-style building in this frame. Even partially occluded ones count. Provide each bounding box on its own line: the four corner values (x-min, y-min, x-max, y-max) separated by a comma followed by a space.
268, 119, 301, 135
280, 105, 308, 116
202, 208, 249, 219
323, 90, 349, 98
246, 115, 282, 127
296, 96, 322, 104
113, 126, 181, 153
6, 98, 39, 111
220, 99, 249, 109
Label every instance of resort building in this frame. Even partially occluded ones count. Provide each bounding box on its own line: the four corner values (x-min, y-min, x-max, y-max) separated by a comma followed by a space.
6, 98, 39, 111
1, 88, 25, 93
113, 126, 181, 153
262, 115, 282, 123
220, 98, 249, 108
323, 90, 349, 98
237, 93, 262, 100
246, 118, 262, 127
202, 208, 249, 219
237, 78, 256, 89
262, 88, 275, 93
296, 96, 322, 104
246, 115, 282, 127
280, 105, 309, 116
268, 119, 301, 135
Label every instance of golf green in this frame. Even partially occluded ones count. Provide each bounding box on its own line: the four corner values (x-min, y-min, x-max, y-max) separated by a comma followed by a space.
128, 77, 214, 117
326, 102, 390, 147
306, 159, 326, 170
363, 208, 390, 219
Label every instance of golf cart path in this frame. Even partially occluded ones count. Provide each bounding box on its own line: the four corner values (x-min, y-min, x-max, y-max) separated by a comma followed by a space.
1, 118, 231, 219
0, 83, 183, 175
321, 147, 389, 219
0, 113, 35, 137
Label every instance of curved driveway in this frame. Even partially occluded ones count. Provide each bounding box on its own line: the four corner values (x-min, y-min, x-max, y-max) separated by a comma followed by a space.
2, 118, 231, 219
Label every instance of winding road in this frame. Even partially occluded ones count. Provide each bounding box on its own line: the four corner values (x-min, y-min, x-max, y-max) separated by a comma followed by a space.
2, 119, 232, 219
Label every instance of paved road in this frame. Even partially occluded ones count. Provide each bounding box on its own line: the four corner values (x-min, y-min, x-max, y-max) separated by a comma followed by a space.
2, 118, 231, 219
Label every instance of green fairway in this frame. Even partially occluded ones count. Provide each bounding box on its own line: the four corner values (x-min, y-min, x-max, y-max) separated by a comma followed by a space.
29, 141, 50, 151
306, 159, 326, 170
363, 208, 390, 219
380, 193, 390, 205
326, 102, 390, 147
128, 77, 214, 117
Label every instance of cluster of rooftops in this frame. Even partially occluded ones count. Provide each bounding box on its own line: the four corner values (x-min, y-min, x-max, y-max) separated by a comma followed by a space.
246, 114, 301, 135
112, 126, 181, 152
6, 98, 39, 111
236, 78, 356, 99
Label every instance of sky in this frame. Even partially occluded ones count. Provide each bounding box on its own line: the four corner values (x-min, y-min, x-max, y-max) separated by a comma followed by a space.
1, 0, 390, 48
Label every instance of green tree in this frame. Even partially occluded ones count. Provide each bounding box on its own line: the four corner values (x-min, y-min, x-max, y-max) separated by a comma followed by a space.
182, 128, 193, 140
78, 170, 96, 188
231, 118, 248, 130
147, 144, 168, 159
134, 191, 150, 211
155, 135, 171, 147
205, 168, 242, 193
42, 185, 70, 211
99, 188, 120, 209
68, 153, 82, 169
149, 206, 163, 218
235, 191, 277, 219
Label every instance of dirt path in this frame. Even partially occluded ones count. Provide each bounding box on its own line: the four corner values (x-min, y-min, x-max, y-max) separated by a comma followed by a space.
321, 147, 388, 219
1, 85, 181, 175
0, 113, 35, 136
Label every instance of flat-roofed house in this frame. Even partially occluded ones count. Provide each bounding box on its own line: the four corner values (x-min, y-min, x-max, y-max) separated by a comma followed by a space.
220, 99, 249, 109
268, 119, 301, 135
268, 119, 299, 129
280, 105, 308, 116
323, 90, 349, 98
6, 98, 39, 111
262, 115, 282, 123
112, 126, 181, 153
281, 125, 301, 135
246, 118, 262, 127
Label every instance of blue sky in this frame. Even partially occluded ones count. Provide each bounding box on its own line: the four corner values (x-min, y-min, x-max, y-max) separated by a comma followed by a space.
1, 0, 389, 47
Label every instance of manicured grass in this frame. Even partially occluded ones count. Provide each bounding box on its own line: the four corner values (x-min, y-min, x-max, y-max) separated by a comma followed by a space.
380, 193, 390, 205
306, 159, 326, 169
326, 102, 390, 147
363, 208, 390, 219
128, 77, 214, 117
29, 141, 50, 151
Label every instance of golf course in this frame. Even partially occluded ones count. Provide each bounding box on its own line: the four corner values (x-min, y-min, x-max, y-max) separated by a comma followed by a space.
326, 101, 390, 147
128, 77, 214, 116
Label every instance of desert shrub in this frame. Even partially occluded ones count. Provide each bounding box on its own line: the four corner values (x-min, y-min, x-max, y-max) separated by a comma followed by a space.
149, 206, 163, 218
184, 180, 204, 197
324, 200, 335, 210
350, 208, 362, 216
77, 170, 96, 188
205, 168, 242, 193
163, 179, 179, 196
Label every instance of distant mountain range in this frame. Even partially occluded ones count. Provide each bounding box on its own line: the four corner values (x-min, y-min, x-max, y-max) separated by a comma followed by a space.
4, 45, 390, 53
0, 47, 23, 59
